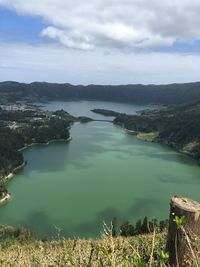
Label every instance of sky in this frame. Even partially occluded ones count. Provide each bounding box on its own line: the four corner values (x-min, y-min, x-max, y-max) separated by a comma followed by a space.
0, 0, 200, 85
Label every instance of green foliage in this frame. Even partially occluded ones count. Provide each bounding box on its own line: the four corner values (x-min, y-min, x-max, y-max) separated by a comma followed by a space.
111, 217, 117, 237
120, 217, 168, 237
141, 216, 149, 234
132, 256, 148, 267
159, 220, 167, 232
135, 219, 142, 235
0, 127, 24, 178
173, 215, 187, 229
156, 249, 169, 265
120, 221, 135, 237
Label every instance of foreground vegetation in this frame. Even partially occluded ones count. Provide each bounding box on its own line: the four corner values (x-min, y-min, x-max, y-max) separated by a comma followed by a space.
0, 225, 167, 267
1, 204, 200, 267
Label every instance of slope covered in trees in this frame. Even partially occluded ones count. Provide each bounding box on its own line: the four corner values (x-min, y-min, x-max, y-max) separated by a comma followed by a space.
1, 81, 200, 104
0, 108, 75, 181
113, 100, 200, 162
0, 127, 24, 178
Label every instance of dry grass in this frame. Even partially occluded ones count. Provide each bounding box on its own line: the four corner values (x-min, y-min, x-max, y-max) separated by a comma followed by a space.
182, 141, 199, 152
0, 232, 166, 267
136, 132, 159, 142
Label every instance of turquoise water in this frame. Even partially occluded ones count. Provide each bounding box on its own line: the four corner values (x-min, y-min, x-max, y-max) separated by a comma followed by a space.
1, 101, 200, 239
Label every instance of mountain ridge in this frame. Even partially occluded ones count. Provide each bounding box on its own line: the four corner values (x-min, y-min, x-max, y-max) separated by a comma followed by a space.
1, 81, 200, 104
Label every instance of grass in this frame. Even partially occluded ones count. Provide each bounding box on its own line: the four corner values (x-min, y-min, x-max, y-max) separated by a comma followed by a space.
0, 229, 166, 267
0, 219, 199, 266
136, 132, 159, 142
182, 141, 199, 153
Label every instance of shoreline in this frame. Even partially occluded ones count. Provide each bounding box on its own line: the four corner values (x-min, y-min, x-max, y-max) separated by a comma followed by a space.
18, 136, 72, 152
0, 136, 72, 206
1, 161, 27, 185
125, 128, 136, 134
0, 193, 11, 205
4, 135, 72, 181
124, 127, 199, 164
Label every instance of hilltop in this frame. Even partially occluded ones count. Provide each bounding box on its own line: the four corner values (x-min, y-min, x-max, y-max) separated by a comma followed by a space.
1, 81, 200, 104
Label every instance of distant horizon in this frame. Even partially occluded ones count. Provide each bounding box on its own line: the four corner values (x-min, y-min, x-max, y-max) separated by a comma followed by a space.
1, 80, 200, 87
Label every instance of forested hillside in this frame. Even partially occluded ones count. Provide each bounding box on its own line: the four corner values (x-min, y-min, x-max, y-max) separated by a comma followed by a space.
0, 108, 75, 181
114, 100, 200, 161
1, 81, 200, 104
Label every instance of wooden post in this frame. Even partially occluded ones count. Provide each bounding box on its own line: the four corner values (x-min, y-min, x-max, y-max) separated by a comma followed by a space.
166, 196, 200, 267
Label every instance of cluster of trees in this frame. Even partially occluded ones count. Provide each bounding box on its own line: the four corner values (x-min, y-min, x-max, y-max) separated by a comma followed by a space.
111, 216, 168, 237
0, 109, 45, 123
114, 100, 200, 161
1, 81, 200, 104
0, 127, 24, 177
0, 111, 72, 179
18, 117, 71, 144
114, 114, 159, 132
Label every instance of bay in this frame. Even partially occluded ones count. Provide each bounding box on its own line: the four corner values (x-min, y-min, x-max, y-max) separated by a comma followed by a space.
1, 101, 200, 238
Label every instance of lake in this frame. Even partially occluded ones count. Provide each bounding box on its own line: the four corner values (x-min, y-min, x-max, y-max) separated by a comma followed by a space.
1, 101, 200, 239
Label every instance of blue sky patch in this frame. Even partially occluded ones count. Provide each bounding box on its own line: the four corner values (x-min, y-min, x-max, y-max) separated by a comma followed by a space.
0, 7, 48, 44
154, 40, 200, 53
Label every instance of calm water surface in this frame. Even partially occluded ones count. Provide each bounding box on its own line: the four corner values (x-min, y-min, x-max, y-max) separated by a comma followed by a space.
1, 101, 200, 238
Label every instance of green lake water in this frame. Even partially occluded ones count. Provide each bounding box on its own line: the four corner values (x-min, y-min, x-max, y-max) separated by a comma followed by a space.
1, 101, 200, 239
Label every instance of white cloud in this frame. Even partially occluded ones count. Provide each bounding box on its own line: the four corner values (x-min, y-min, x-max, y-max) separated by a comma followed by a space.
41, 27, 94, 50
0, 43, 200, 84
1, 0, 200, 50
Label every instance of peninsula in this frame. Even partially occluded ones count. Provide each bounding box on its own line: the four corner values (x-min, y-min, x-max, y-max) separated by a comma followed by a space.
0, 104, 93, 204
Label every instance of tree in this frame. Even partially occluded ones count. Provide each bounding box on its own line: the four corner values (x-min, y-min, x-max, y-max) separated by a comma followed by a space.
120, 221, 135, 237
111, 217, 117, 237
141, 216, 149, 234
135, 219, 142, 235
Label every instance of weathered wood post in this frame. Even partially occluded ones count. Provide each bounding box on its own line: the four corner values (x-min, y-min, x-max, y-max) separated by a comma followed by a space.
166, 196, 200, 267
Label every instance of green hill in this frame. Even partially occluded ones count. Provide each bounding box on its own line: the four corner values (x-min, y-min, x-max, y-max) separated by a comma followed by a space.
1, 81, 200, 104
